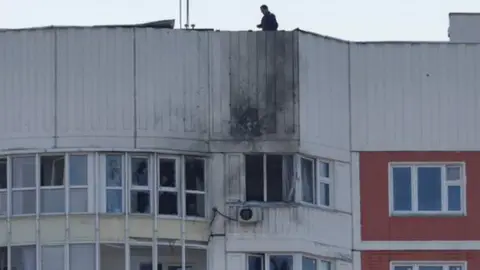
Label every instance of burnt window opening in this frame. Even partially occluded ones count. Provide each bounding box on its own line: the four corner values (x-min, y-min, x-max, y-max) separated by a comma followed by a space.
245, 154, 294, 202
184, 157, 206, 217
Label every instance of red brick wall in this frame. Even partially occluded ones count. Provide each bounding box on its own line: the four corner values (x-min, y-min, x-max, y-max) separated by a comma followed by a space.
362, 251, 480, 270
360, 152, 480, 241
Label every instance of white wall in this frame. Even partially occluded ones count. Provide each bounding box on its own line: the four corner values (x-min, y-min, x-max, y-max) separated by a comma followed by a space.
298, 32, 350, 162
350, 42, 480, 151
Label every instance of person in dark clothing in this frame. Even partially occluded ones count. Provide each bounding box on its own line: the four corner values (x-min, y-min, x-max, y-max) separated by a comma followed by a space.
257, 4, 278, 31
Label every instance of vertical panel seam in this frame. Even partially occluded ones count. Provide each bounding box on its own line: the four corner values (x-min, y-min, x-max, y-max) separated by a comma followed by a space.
133, 29, 137, 149
53, 29, 58, 148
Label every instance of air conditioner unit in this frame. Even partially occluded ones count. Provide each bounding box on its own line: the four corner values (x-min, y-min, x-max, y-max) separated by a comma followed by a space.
237, 207, 262, 223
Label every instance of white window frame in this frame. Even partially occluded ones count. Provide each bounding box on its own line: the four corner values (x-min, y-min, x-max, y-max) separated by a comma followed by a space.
67, 153, 90, 214
104, 153, 125, 214
247, 253, 295, 270
244, 154, 295, 203
11, 155, 37, 216
0, 158, 6, 216
299, 156, 333, 208
390, 262, 466, 270
39, 154, 66, 214
129, 155, 152, 214
389, 162, 466, 216
184, 156, 207, 218
301, 255, 333, 270
157, 155, 180, 217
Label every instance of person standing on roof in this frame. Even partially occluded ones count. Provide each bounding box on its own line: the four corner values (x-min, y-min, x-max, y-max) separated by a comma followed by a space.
257, 5, 278, 31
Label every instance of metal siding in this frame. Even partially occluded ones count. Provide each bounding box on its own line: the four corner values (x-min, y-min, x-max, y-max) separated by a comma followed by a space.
56, 28, 135, 148
298, 33, 350, 161
449, 14, 480, 42
135, 29, 209, 142
211, 31, 299, 141
0, 30, 55, 150
350, 43, 480, 151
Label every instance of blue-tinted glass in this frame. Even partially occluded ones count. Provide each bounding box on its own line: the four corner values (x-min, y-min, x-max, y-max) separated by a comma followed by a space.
106, 155, 122, 187
70, 155, 87, 186
418, 167, 442, 211
419, 267, 443, 270
248, 256, 263, 270
392, 167, 412, 211
302, 257, 316, 270
393, 267, 412, 270
448, 186, 461, 211
449, 266, 463, 270
270, 255, 293, 270
106, 189, 123, 213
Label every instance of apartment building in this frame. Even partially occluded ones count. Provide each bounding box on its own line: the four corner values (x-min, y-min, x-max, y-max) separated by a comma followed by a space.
0, 12, 479, 270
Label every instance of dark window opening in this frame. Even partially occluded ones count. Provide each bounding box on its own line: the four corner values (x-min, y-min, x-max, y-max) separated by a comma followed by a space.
158, 159, 178, 215
0, 159, 6, 189
185, 157, 206, 217
41, 156, 65, 186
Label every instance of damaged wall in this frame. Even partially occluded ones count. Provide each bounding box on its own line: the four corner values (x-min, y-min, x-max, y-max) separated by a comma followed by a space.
209, 31, 299, 143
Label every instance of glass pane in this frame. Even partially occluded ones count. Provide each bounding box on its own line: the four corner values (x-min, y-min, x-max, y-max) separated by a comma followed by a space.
70, 188, 88, 213
106, 189, 123, 213
446, 166, 461, 181
320, 183, 330, 206
0, 191, 6, 216
392, 167, 412, 211
70, 155, 88, 186
0, 159, 6, 189
70, 244, 95, 270
106, 155, 122, 187
449, 266, 463, 270
186, 193, 205, 217
42, 245, 64, 270
159, 159, 176, 188
158, 191, 178, 215
12, 156, 35, 188
185, 157, 205, 191
393, 267, 413, 270
301, 158, 315, 204
12, 246, 36, 270
418, 167, 442, 211
131, 157, 148, 186
320, 261, 332, 270
168, 267, 192, 270
130, 190, 150, 214
419, 267, 443, 270
302, 257, 316, 270
41, 189, 65, 213
448, 185, 461, 211
248, 256, 263, 270
12, 190, 36, 215
270, 255, 293, 270
0, 247, 6, 270
319, 161, 330, 178
41, 156, 65, 186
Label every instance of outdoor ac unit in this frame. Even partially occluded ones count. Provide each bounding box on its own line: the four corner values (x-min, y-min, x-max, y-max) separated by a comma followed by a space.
237, 207, 262, 223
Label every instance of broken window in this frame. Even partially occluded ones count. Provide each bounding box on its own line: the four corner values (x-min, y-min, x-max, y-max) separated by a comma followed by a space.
247, 254, 293, 270
184, 157, 206, 217
158, 158, 178, 215
0, 159, 6, 216
130, 156, 150, 214
245, 154, 294, 202
40, 155, 65, 213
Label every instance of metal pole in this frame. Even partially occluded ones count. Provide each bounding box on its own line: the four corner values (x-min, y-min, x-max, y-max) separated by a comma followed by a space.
186, 0, 190, 28
179, 0, 183, 29
181, 157, 186, 270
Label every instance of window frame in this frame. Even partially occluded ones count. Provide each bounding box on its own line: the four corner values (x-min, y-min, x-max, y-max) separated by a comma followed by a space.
299, 155, 334, 208
244, 154, 295, 203
157, 155, 181, 217
0, 158, 7, 216
390, 261, 466, 270
247, 253, 295, 270
11, 155, 37, 216
389, 162, 466, 216
184, 156, 207, 218
67, 153, 90, 214
104, 153, 126, 214
129, 154, 152, 214
39, 154, 66, 214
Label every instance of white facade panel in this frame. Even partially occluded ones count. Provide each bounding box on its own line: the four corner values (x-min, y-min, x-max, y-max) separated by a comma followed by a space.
298, 33, 350, 162
56, 28, 135, 148
350, 42, 480, 151
0, 30, 55, 150
135, 29, 209, 150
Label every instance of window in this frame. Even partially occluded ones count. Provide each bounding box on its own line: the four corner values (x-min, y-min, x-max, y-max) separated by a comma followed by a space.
247, 254, 293, 270
390, 164, 464, 214
12, 156, 36, 215
184, 157, 206, 217
392, 263, 464, 270
130, 156, 150, 214
106, 154, 123, 213
300, 158, 332, 207
139, 263, 163, 270
69, 155, 89, 213
0, 159, 6, 216
11, 245, 36, 270
245, 154, 294, 202
302, 257, 331, 270
70, 244, 95, 270
158, 158, 178, 215
40, 155, 65, 213
41, 245, 64, 270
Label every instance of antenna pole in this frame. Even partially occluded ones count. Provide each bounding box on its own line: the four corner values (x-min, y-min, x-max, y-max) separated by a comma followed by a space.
179, 0, 183, 29
186, 0, 190, 28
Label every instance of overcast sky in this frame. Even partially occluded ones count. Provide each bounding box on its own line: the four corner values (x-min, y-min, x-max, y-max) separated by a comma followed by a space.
1, 0, 480, 41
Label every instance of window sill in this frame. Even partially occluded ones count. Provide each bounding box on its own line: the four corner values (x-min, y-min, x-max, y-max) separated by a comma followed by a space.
391, 211, 466, 217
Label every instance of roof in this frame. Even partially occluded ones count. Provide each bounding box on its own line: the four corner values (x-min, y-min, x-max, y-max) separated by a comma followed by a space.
0, 19, 176, 31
